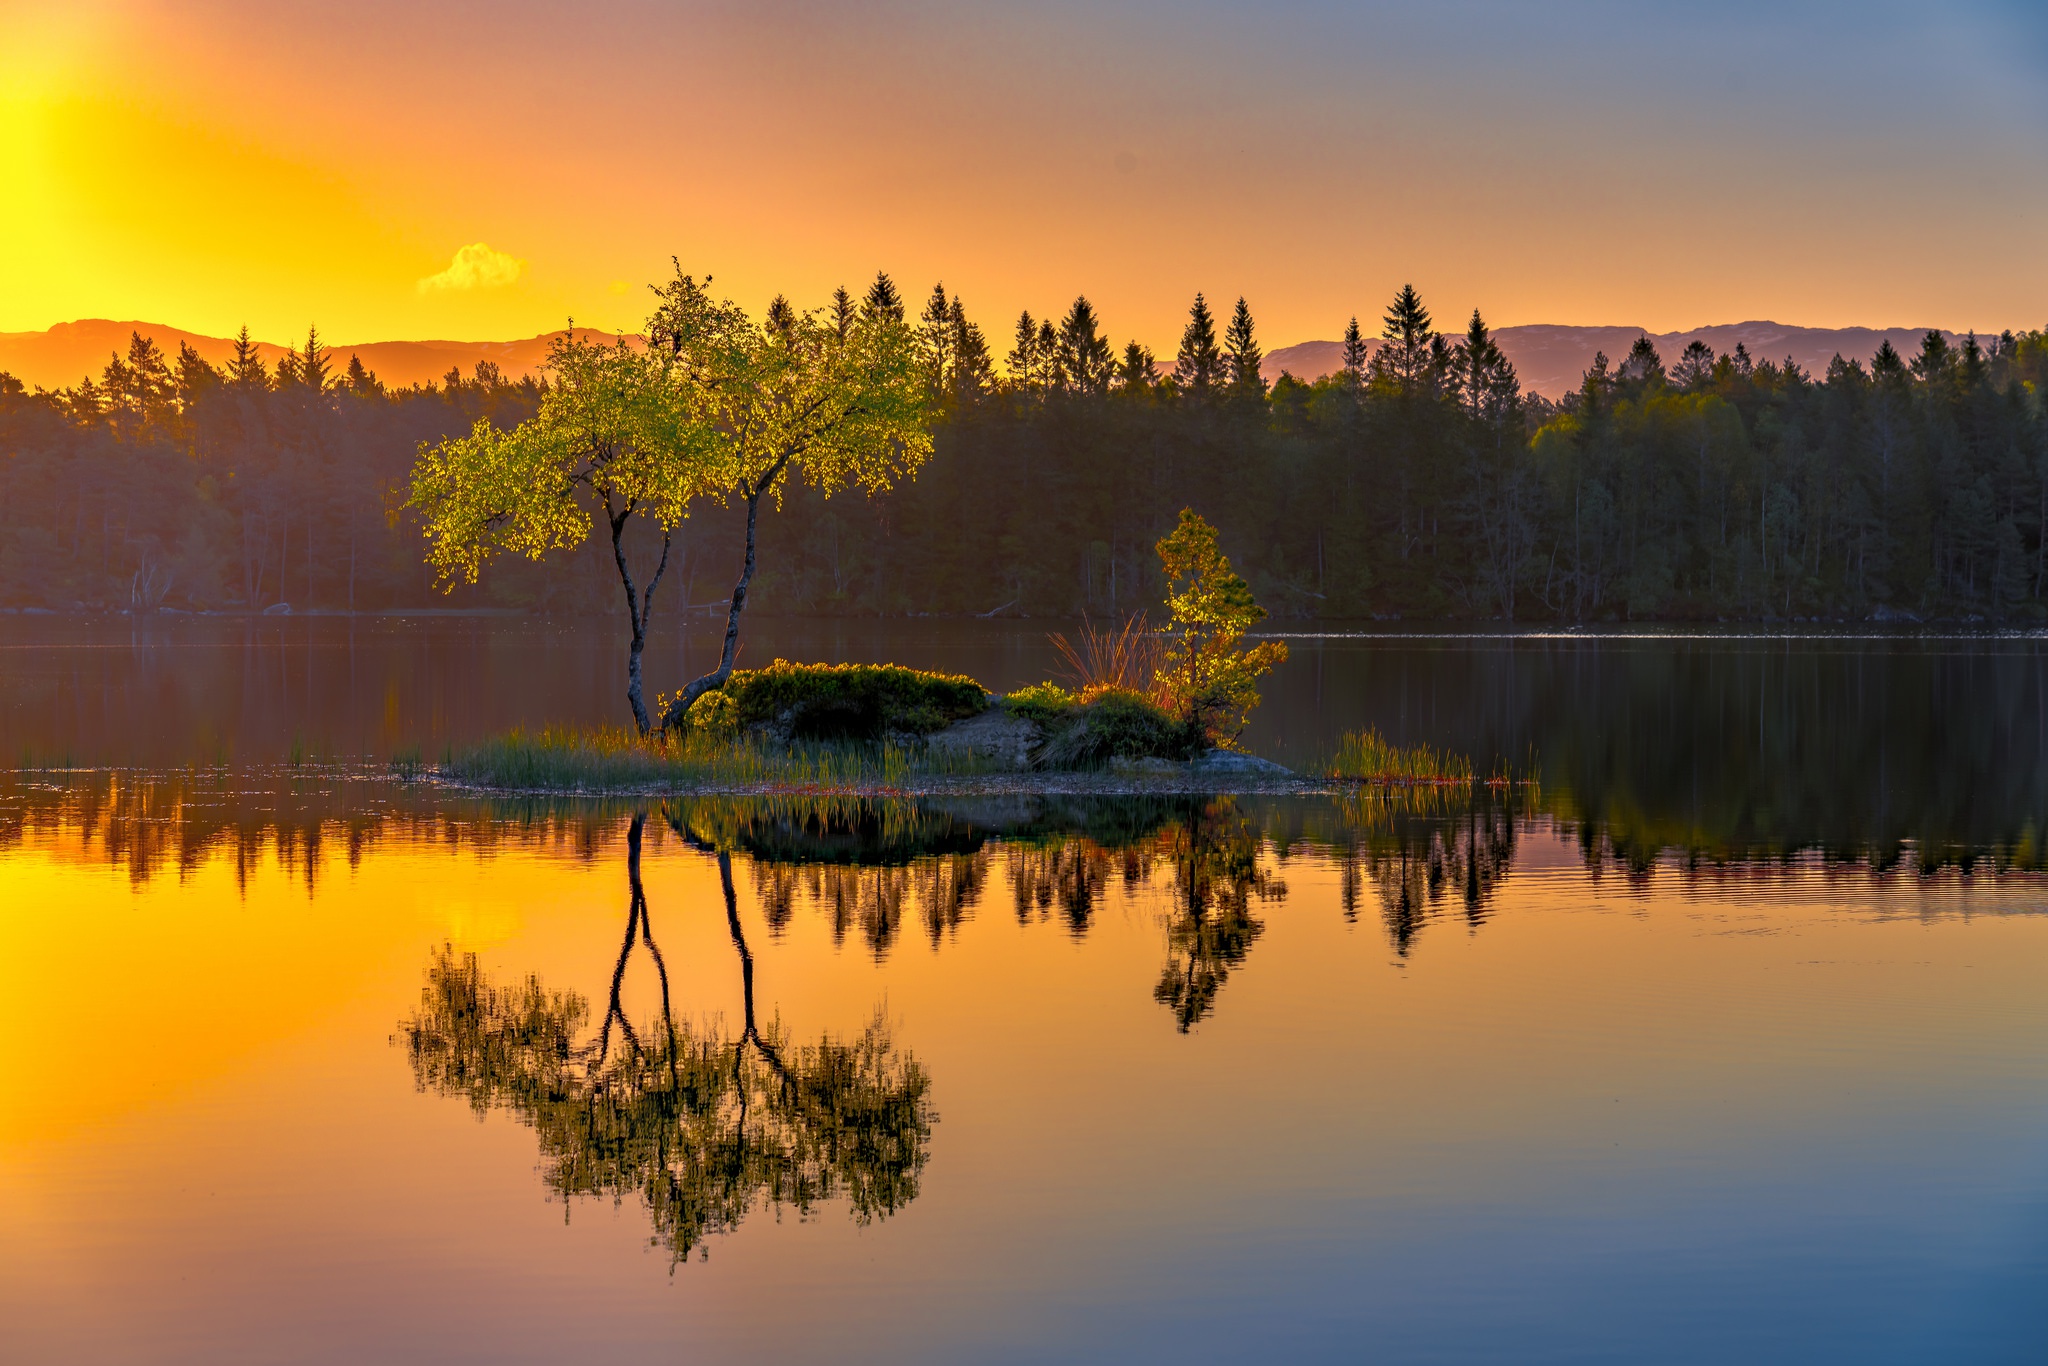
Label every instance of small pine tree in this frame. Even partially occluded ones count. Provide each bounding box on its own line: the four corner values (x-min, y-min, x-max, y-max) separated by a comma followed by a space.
831, 286, 857, 341
1174, 293, 1222, 398
1056, 296, 1115, 394
227, 325, 268, 389
343, 353, 382, 396
1223, 297, 1264, 400
1119, 341, 1158, 392
1617, 335, 1665, 387
1154, 509, 1289, 747
1671, 339, 1716, 389
1007, 310, 1040, 389
1341, 316, 1369, 383
920, 283, 952, 392
1373, 284, 1434, 393
300, 325, 331, 393
948, 296, 994, 398
862, 271, 904, 323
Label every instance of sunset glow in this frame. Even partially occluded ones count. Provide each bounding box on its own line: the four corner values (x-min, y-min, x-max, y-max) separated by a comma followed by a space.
4, 0, 2044, 352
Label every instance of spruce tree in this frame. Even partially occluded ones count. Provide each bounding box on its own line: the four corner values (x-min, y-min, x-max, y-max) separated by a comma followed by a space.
227, 325, 268, 389
1056, 296, 1115, 394
831, 286, 856, 341
920, 284, 953, 393
1174, 292, 1222, 398
1617, 335, 1665, 388
1341, 316, 1369, 383
948, 297, 994, 399
862, 271, 904, 323
1007, 311, 1040, 389
1223, 296, 1264, 400
1373, 284, 1434, 392
1671, 340, 1716, 390
300, 325, 332, 393
1118, 341, 1158, 392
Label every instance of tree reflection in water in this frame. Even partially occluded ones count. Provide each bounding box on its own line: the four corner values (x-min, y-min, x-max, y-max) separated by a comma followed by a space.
1151, 799, 1283, 1032
400, 813, 934, 1266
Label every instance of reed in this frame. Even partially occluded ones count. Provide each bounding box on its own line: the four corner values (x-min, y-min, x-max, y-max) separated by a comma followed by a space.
1048, 613, 1166, 704
1324, 728, 1476, 784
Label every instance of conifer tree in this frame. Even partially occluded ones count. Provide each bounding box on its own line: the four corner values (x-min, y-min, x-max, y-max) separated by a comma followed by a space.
831, 287, 857, 341
301, 326, 332, 393
1671, 340, 1716, 390
1174, 293, 1223, 398
175, 342, 220, 407
947, 297, 994, 399
1453, 311, 1514, 420
227, 325, 269, 389
920, 284, 953, 393
862, 271, 904, 323
1223, 297, 1264, 400
1055, 297, 1115, 394
1617, 335, 1665, 388
1341, 317, 1369, 384
1006, 311, 1040, 390
1373, 284, 1434, 393
1118, 341, 1159, 392
343, 353, 382, 396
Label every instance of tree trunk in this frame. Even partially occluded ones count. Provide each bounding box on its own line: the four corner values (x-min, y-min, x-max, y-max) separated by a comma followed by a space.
607, 497, 671, 736
662, 488, 763, 731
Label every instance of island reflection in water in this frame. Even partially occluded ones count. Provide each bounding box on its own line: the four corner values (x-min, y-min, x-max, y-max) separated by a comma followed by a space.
6, 774, 2048, 1362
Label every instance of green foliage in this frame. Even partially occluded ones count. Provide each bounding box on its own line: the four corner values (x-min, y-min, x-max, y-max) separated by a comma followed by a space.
1002, 681, 1077, 726
407, 335, 698, 587
1154, 509, 1288, 745
646, 271, 935, 512
689, 660, 988, 741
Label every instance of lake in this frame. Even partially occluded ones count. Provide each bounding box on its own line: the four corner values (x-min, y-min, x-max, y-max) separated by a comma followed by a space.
3, 616, 2046, 1363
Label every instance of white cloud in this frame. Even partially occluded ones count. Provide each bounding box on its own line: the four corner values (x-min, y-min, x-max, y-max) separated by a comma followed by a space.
418, 243, 525, 293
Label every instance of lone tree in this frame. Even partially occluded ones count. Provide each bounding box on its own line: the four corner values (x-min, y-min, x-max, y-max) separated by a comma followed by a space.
1154, 509, 1288, 746
408, 335, 702, 733
648, 269, 933, 732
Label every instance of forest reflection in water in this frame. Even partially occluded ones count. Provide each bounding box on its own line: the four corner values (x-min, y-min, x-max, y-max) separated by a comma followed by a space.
9, 767, 2048, 1362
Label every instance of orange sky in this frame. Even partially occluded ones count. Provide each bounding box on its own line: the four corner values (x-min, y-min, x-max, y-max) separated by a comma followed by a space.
3, 0, 2045, 353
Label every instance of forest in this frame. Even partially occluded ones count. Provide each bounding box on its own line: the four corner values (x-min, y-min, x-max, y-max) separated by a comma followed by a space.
2, 284, 2046, 622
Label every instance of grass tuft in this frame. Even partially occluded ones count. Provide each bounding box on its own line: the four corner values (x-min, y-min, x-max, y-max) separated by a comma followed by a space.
443, 724, 1004, 794
1324, 728, 1475, 784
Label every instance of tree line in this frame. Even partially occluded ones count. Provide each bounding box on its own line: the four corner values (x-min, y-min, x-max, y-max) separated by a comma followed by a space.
4, 283, 2045, 621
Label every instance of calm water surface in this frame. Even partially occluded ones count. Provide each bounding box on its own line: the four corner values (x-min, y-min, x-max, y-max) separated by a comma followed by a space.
3, 618, 2047, 1363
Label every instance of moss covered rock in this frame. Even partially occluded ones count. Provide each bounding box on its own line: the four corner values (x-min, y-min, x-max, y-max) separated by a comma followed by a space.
683, 660, 989, 743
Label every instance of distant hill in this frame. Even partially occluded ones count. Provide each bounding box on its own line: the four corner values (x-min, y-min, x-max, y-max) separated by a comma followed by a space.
1, 317, 1975, 400
1264, 322, 1967, 398
0, 319, 626, 392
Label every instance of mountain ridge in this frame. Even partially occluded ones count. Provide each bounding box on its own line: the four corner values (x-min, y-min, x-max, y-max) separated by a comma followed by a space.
0, 317, 1981, 399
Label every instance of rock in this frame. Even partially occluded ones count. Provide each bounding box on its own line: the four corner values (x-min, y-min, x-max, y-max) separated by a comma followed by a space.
1188, 748, 1295, 777
923, 707, 1039, 770
1868, 605, 1920, 624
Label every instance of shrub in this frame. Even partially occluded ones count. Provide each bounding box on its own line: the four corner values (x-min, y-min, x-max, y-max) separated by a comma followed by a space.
683, 659, 988, 742
1032, 686, 1197, 769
